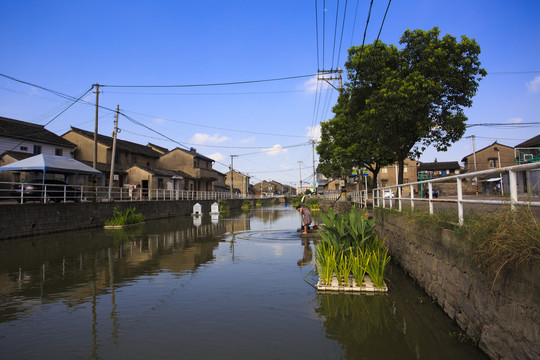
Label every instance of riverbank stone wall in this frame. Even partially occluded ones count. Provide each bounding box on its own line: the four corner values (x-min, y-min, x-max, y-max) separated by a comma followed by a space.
0, 198, 257, 240
375, 209, 539, 360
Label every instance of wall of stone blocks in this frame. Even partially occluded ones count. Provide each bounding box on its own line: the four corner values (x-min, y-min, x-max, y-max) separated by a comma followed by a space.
375, 210, 539, 360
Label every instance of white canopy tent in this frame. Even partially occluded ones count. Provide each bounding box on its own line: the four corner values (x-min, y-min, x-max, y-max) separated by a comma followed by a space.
0, 154, 102, 181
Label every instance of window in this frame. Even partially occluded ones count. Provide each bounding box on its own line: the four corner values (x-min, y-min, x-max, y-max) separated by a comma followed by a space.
193, 158, 200, 168
33, 145, 41, 154
20, 146, 28, 151
488, 159, 497, 168
158, 178, 164, 189
55, 148, 63, 156
382, 168, 387, 174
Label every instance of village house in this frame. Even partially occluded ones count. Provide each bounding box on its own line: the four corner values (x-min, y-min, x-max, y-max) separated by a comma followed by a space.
0, 117, 77, 184
157, 147, 216, 192
461, 141, 514, 173
62, 127, 163, 187
513, 134, 540, 195
225, 170, 250, 196
417, 161, 461, 180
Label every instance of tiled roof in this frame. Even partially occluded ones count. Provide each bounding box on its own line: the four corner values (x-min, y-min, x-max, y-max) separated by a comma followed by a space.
0, 150, 36, 161
515, 134, 540, 148
166, 147, 215, 163
129, 164, 193, 179
68, 127, 162, 158
0, 116, 76, 148
461, 141, 513, 161
418, 161, 461, 171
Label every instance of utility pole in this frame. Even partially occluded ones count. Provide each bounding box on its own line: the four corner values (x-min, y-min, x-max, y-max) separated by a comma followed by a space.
471, 135, 478, 195
92, 84, 100, 169
311, 139, 317, 195
317, 69, 343, 91
230, 155, 237, 198
298, 161, 303, 195
108, 105, 120, 201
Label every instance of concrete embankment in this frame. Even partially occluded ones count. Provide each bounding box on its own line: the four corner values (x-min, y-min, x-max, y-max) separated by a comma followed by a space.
374, 210, 539, 360
0, 199, 266, 240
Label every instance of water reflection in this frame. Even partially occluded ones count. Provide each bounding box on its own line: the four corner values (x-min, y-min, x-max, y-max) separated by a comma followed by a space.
0, 214, 229, 324
0, 207, 487, 360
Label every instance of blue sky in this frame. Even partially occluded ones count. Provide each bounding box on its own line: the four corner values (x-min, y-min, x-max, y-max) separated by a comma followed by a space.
1, 0, 539, 187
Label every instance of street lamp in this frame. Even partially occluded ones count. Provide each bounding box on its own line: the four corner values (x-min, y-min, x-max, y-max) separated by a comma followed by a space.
494, 147, 504, 196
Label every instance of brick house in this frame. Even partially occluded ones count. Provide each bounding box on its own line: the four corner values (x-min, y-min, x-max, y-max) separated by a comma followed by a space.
225, 170, 250, 195
157, 148, 216, 192
62, 127, 162, 187
378, 159, 419, 195
461, 141, 514, 172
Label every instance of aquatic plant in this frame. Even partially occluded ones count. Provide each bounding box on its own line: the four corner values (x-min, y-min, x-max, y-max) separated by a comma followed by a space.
313, 241, 337, 285
350, 248, 370, 287
255, 200, 262, 207
105, 206, 144, 226
241, 200, 252, 211
314, 207, 390, 289
365, 239, 390, 288
336, 251, 353, 286
218, 199, 230, 212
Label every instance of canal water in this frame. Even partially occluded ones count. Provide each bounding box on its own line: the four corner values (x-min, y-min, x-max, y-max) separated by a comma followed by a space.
0, 206, 487, 360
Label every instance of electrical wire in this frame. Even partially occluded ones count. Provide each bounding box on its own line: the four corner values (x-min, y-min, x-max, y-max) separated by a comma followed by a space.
100, 74, 317, 88
335, 0, 349, 69
315, 0, 320, 71
361, 0, 374, 53
331, 0, 341, 68
376, 0, 392, 42
466, 122, 540, 128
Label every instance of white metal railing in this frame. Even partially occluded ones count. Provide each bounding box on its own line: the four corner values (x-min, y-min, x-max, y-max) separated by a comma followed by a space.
0, 181, 261, 204
370, 162, 540, 225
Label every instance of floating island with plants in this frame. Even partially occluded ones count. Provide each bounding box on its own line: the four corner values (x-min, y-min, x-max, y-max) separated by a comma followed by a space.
104, 206, 145, 229
313, 208, 390, 293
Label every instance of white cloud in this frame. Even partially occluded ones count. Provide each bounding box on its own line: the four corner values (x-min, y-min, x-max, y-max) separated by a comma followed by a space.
241, 136, 255, 144
207, 152, 224, 162
280, 163, 293, 170
306, 123, 321, 140
508, 117, 523, 124
262, 144, 288, 156
302, 76, 331, 92
190, 133, 229, 144
526, 76, 540, 93
154, 117, 165, 124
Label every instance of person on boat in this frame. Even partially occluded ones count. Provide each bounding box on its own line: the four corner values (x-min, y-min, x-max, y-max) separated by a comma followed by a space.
296, 204, 312, 235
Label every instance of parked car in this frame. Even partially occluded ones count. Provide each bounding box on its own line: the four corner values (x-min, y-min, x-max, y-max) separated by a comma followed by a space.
383, 189, 394, 198
11, 179, 81, 203
423, 188, 439, 198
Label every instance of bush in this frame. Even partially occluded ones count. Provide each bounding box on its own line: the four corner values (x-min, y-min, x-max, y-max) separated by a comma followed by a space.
105, 206, 144, 226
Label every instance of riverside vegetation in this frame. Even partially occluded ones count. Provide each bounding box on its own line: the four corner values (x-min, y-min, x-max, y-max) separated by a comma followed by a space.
104, 206, 144, 227
314, 207, 390, 288
381, 205, 540, 285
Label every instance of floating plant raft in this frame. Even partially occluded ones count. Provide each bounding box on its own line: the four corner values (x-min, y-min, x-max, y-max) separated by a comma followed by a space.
316, 274, 388, 293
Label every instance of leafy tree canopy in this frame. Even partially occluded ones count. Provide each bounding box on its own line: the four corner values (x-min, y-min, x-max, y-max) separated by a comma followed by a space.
317, 27, 486, 185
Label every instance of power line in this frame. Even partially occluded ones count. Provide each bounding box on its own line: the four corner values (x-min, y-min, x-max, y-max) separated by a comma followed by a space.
466, 122, 540, 128
100, 74, 317, 88
376, 0, 392, 42
315, 0, 320, 70
331, 0, 341, 68
361, 0, 375, 52
335, 0, 349, 68
121, 109, 309, 138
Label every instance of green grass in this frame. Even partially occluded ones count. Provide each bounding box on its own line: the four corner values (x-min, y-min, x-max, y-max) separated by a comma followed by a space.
379, 206, 540, 284
105, 206, 144, 226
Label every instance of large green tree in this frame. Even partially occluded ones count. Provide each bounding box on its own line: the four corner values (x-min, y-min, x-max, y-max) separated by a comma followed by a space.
317, 27, 486, 185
